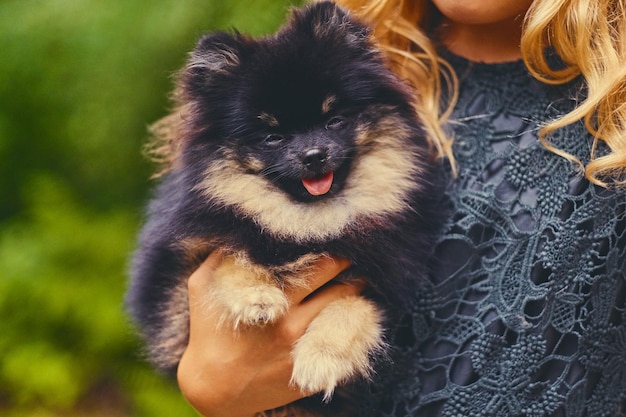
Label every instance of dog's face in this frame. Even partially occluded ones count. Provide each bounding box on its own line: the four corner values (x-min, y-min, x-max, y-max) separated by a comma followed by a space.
176, 2, 429, 241
231, 86, 358, 203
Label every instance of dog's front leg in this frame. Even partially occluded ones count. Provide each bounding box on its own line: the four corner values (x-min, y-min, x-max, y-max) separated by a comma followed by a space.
208, 255, 289, 329
290, 295, 385, 402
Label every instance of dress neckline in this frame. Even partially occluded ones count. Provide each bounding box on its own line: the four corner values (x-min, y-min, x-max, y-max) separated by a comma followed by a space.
438, 47, 530, 81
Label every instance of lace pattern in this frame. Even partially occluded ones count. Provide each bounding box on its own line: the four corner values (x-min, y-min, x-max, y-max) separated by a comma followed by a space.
355, 53, 626, 417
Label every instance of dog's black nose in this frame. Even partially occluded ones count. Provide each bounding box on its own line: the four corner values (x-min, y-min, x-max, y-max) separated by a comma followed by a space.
302, 148, 328, 170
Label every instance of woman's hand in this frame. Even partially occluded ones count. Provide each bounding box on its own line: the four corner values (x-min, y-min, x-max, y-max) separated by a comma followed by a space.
177, 251, 363, 417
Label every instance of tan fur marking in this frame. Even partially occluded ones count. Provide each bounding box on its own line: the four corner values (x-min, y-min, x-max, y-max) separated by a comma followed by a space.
195, 115, 420, 242
258, 112, 280, 127
321, 94, 337, 114
243, 155, 265, 173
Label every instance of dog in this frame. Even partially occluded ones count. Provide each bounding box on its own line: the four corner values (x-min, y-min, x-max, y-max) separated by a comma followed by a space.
127, 1, 443, 414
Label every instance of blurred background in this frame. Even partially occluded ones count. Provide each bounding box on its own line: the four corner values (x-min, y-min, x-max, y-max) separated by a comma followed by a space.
0, 0, 302, 415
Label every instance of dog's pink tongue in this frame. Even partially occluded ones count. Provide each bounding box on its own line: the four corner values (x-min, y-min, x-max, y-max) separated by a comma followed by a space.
302, 172, 334, 196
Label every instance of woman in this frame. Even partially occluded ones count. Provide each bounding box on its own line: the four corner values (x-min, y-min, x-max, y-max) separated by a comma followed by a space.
177, 0, 626, 416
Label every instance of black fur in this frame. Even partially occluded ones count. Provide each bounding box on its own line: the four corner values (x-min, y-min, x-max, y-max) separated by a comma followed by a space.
127, 1, 443, 412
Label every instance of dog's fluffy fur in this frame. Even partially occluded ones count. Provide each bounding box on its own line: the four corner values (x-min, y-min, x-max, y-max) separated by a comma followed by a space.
127, 1, 442, 414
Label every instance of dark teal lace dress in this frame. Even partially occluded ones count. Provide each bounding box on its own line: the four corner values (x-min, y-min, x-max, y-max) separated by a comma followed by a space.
355, 52, 626, 416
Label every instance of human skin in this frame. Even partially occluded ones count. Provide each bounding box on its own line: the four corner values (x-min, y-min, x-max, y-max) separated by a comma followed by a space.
433, 0, 534, 62
177, 1, 535, 416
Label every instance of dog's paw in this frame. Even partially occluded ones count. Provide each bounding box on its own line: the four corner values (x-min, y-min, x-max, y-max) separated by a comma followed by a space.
290, 296, 385, 401
208, 255, 289, 328
227, 284, 289, 327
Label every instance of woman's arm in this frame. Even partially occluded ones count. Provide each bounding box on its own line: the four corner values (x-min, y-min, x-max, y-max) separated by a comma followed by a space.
177, 251, 362, 417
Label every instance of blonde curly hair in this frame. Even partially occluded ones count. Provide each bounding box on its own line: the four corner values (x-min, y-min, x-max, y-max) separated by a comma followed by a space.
328, 0, 626, 188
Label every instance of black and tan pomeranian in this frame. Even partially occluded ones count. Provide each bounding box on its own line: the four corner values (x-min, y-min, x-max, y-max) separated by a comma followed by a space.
127, 1, 442, 414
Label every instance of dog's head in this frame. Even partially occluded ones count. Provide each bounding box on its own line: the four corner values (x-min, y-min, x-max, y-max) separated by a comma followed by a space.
168, 1, 431, 241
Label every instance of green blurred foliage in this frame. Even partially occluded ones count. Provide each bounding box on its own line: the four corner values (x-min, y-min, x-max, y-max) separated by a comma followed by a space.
0, 0, 301, 415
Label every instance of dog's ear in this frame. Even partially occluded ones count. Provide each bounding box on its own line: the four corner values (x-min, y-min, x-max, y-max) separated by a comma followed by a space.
286, 1, 372, 48
182, 32, 249, 92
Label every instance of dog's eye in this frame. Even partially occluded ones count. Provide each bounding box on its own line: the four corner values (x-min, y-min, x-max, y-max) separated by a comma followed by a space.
263, 134, 284, 145
325, 116, 345, 130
